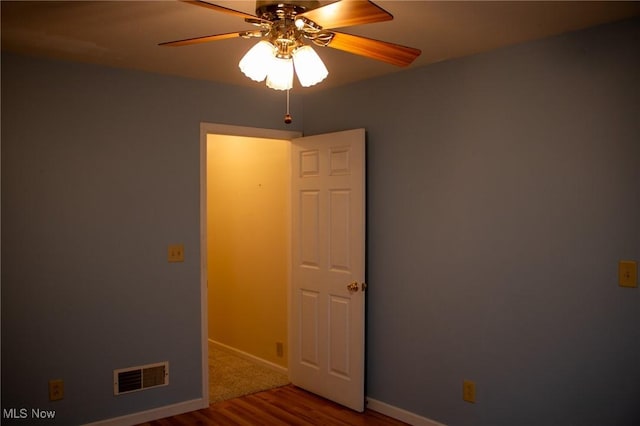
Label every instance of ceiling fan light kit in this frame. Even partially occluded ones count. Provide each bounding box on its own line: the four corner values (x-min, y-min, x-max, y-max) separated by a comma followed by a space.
239, 41, 329, 90
235, 2, 332, 90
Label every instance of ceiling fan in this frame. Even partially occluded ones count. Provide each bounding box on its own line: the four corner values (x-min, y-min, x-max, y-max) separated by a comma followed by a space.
160, 0, 422, 93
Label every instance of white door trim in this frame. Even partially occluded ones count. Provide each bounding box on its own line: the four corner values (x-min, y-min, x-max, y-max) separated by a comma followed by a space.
199, 122, 302, 404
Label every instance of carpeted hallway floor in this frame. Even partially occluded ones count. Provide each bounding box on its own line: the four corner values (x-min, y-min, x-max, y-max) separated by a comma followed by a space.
208, 344, 290, 404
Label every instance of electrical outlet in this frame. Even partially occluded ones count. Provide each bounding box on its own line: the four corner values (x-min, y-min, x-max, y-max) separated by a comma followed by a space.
619, 260, 637, 288
276, 342, 284, 358
168, 244, 184, 263
463, 380, 476, 403
49, 379, 64, 401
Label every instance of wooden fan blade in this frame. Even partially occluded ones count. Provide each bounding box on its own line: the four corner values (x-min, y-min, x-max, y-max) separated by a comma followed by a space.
327, 31, 421, 67
180, 0, 258, 21
299, 0, 392, 30
159, 31, 244, 47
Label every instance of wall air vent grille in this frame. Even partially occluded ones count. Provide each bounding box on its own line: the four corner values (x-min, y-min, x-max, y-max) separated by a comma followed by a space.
113, 361, 169, 395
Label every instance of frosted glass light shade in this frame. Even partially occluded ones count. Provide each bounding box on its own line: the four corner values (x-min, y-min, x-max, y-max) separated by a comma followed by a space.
266, 57, 294, 91
239, 40, 275, 82
292, 45, 328, 87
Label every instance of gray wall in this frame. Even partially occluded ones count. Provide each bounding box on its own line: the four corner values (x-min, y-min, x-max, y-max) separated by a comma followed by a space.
1, 55, 302, 424
2, 16, 639, 426
304, 18, 640, 426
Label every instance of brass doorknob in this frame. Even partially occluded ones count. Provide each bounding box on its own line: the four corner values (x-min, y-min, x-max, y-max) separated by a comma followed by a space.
347, 282, 367, 293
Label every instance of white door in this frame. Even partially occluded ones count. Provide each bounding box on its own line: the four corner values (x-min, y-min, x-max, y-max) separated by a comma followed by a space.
290, 128, 366, 411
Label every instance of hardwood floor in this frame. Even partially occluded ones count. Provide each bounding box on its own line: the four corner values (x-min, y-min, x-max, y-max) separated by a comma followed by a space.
138, 384, 407, 425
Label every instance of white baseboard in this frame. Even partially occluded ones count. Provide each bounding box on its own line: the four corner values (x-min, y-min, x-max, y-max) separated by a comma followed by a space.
366, 398, 447, 426
84, 347, 439, 426
209, 339, 288, 376
82, 398, 208, 426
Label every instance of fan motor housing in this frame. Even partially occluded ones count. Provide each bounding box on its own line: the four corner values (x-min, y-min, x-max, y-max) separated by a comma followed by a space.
257, 4, 306, 22
256, 1, 321, 10
254, 1, 326, 57
256, 1, 321, 18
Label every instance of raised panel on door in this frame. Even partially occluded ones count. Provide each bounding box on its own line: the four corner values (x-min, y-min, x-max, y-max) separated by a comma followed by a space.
300, 191, 321, 268
300, 290, 320, 368
329, 190, 351, 272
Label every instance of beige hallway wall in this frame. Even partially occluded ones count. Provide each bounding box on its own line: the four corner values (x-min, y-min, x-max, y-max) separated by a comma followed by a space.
207, 134, 289, 367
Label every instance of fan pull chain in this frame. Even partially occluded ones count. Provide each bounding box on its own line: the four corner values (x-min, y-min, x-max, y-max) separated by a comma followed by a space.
284, 89, 292, 124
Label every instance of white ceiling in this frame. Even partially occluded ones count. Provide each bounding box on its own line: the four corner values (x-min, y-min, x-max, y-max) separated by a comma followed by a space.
2, 1, 639, 92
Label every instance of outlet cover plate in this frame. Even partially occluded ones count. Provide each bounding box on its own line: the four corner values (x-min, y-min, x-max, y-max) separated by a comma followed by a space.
463, 380, 476, 403
619, 260, 637, 288
168, 244, 184, 263
49, 379, 64, 401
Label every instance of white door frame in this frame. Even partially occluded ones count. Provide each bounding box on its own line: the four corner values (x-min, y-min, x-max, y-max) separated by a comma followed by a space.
199, 122, 303, 403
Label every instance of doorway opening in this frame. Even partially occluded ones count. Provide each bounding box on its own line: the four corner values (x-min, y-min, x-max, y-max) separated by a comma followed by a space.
199, 123, 302, 404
